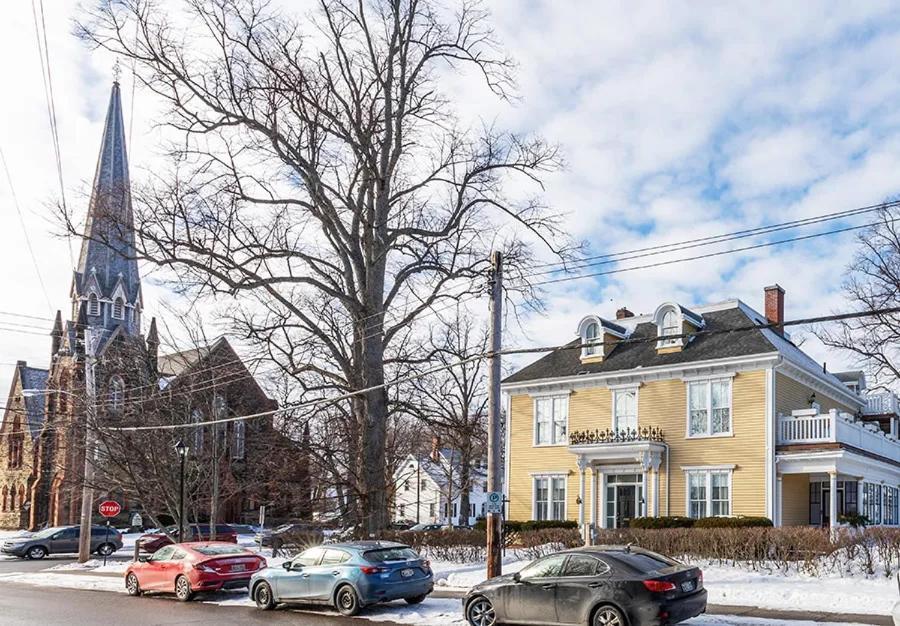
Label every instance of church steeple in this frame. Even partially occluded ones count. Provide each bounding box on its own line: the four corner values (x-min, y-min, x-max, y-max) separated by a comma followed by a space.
72, 78, 141, 336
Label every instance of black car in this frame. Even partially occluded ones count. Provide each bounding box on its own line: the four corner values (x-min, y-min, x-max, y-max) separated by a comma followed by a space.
463, 546, 706, 626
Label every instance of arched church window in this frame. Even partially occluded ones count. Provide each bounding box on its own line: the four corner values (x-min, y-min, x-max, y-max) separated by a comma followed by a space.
1, 486, 7, 512
112, 298, 124, 320
88, 294, 100, 317
232, 420, 245, 460
17, 485, 24, 509
109, 376, 125, 413
191, 409, 204, 450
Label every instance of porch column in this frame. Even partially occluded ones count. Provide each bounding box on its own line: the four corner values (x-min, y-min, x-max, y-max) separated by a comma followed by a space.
829, 472, 838, 530
599, 471, 608, 529
652, 469, 660, 517
775, 475, 783, 527
577, 456, 587, 544
590, 467, 599, 545
641, 471, 648, 517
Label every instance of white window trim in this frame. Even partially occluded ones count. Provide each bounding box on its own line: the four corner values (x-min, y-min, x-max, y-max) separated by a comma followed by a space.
583, 322, 601, 358
684, 467, 733, 519
657, 306, 681, 349
612, 387, 639, 431
532, 474, 567, 521
533, 394, 569, 447
685, 378, 734, 439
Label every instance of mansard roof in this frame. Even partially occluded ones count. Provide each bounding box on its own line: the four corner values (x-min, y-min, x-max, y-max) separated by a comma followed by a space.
73, 81, 140, 306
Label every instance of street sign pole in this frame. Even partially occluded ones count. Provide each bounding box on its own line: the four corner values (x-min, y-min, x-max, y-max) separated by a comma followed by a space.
103, 520, 111, 566
97, 500, 121, 566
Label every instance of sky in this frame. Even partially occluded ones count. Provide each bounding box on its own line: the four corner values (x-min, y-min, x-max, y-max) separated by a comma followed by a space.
2, 1, 900, 396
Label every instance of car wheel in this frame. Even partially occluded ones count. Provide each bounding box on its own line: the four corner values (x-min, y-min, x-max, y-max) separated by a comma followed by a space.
175, 575, 193, 602
593, 605, 626, 626
404, 594, 427, 605
466, 596, 496, 626
335, 584, 362, 616
254, 582, 276, 610
27, 546, 47, 560
125, 573, 142, 596
96, 543, 116, 557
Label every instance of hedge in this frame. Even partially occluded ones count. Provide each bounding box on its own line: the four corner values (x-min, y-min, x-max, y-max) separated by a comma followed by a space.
693, 516, 773, 528
473, 519, 578, 532
629, 516, 696, 529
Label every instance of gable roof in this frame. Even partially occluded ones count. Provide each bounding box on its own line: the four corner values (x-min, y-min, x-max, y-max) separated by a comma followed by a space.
4, 363, 50, 440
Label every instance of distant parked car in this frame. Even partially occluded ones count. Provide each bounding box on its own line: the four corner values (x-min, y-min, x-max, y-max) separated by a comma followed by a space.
255, 523, 324, 552
230, 524, 260, 536
389, 520, 416, 531
138, 524, 238, 553
249, 541, 433, 616
463, 546, 706, 626
0, 525, 123, 559
125, 542, 266, 601
408, 523, 443, 532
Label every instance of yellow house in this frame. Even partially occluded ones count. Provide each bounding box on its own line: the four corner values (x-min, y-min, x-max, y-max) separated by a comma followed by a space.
502, 285, 900, 538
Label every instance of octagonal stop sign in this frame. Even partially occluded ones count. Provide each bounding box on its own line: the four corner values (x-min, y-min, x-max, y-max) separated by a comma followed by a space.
98, 500, 121, 518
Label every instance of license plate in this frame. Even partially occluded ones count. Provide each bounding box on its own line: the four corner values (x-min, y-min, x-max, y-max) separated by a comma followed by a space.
232, 564, 246, 572
400, 568, 414, 578
681, 580, 695, 592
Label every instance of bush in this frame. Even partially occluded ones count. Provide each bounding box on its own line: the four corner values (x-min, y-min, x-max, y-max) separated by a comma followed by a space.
474, 519, 578, 532
692, 516, 773, 528
629, 516, 696, 529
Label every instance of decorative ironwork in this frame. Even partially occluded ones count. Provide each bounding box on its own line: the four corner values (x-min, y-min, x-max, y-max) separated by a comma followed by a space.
568, 426, 665, 445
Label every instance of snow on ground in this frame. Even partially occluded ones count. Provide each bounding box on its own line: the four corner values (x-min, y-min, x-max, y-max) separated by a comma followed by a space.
0, 571, 123, 593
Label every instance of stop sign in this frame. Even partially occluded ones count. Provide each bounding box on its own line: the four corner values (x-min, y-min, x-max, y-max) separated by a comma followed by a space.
98, 500, 121, 518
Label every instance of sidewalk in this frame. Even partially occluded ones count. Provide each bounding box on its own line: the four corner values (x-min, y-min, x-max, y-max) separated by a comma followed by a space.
431, 587, 891, 625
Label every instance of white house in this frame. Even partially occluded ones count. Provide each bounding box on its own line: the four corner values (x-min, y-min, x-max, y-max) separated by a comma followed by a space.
392, 448, 489, 526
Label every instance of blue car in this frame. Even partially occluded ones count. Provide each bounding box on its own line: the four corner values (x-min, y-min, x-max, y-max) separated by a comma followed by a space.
249, 540, 434, 616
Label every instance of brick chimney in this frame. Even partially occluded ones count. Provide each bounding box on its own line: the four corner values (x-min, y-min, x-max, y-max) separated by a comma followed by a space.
764, 285, 785, 335
615, 307, 635, 320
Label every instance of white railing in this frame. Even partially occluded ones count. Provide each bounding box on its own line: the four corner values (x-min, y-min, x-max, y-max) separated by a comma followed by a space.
863, 392, 900, 416
778, 408, 900, 459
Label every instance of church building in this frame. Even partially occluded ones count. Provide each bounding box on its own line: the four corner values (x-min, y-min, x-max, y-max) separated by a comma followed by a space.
0, 79, 304, 530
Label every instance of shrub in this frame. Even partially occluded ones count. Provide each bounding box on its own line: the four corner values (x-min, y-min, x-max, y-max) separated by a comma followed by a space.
474, 519, 578, 532
693, 516, 773, 528
839, 513, 870, 528
629, 516, 696, 529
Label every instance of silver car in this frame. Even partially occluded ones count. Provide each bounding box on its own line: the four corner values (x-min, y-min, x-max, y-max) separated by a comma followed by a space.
1, 525, 123, 559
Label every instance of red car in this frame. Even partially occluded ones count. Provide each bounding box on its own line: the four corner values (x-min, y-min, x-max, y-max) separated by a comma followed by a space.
125, 542, 266, 601
138, 524, 238, 553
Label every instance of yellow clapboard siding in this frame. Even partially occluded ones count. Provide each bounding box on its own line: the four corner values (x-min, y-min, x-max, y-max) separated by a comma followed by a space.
781, 473, 810, 526
775, 372, 854, 415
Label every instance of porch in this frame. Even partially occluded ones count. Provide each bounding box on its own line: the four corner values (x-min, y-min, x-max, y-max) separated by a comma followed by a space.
568, 426, 666, 542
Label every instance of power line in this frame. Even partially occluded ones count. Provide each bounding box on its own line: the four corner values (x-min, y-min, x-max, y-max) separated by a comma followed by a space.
102, 306, 900, 433
0, 145, 53, 314
0, 310, 55, 322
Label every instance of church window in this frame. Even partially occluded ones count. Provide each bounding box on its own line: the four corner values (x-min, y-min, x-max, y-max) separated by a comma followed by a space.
1, 486, 7, 511
112, 298, 124, 320
191, 409, 204, 450
17, 485, 24, 510
8, 417, 23, 469
88, 294, 100, 317
109, 376, 125, 413
232, 420, 245, 460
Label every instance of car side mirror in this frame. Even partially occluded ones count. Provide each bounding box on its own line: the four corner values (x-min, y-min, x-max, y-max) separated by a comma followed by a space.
512, 572, 521, 583
50, 533, 61, 540
138, 556, 150, 563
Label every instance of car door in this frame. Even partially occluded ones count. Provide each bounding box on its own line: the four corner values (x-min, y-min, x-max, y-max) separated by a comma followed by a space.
306, 548, 350, 600
49, 527, 78, 554
501, 554, 566, 624
554, 554, 610, 624
277, 547, 324, 600
141, 545, 176, 590
163, 548, 189, 592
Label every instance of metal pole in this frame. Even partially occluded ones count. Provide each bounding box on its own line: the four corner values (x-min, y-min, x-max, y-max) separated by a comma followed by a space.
486, 251, 503, 579
103, 520, 111, 566
77, 328, 98, 563
416, 457, 421, 524
179, 452, 186, 543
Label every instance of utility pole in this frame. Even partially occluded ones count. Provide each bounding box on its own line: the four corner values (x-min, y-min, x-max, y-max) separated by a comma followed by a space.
416, 456, 421, 524
486, 251, 503, 579
78, 327, 98, 563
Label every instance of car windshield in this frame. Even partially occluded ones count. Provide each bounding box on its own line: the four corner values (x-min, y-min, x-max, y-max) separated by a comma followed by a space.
192, 545, 247, 556
32, 527, 63, 539
273, 524, 294, 533
364, 547, 418, 562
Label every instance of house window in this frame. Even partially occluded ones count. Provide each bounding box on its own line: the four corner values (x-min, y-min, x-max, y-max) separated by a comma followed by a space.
191, 409, 204, 450
884, 486, 899, 526
660, 308, 680, 346
88, 294, 100, 316
863, 483, 883, 524
232, 419, 245, 460
534, 395, 568, 446
613, 389, 638, 432
686, 469, 731, 518
421, 480, 427, 491
398, 504, 405, 517
584, 322, 600, 356
452, 503, 458, 519
404, 480, 410, 492
534, 475, 566, 521
429, 503, 436, 517
109, 376, 125, 413
687, 379, 732, 437
112, 297, 124, 320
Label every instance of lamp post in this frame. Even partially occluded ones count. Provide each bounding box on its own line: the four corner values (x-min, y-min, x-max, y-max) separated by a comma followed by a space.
174, 440, 189, 542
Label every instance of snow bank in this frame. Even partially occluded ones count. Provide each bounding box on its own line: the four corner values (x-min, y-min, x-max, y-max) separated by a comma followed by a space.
0, 571, 123, 593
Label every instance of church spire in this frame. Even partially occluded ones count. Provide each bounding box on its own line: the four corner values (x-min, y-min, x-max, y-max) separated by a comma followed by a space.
72, 78, 141, 336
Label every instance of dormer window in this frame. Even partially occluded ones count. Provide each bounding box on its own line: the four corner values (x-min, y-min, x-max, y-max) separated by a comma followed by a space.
653, 302, 704, 351
584, 322, 600, 356
88, 294, 100, 317
577, 316, 627, 362
112, 297, 124, 320
660, 308, 680, 346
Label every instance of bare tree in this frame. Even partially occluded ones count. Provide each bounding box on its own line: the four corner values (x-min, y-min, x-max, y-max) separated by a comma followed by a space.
816, 206, 900, 388
75, 0, 572, 531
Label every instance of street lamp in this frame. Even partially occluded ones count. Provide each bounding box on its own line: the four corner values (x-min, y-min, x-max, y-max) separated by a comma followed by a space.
174, 440, 189, 542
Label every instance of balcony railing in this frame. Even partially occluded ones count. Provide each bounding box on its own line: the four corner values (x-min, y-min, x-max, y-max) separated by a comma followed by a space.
863, 391, 900, 416
569, 426, 665, 446
777, 408, 900, 460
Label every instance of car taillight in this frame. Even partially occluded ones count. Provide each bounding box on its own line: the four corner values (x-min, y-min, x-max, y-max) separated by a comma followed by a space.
423, 560, 431, 572
359, 565, 386, 575
698, 570, 703, 587
194, 564, 217, 573
643, 579, 677, 593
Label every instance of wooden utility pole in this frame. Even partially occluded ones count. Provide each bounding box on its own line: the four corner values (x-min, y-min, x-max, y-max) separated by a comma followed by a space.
486, 251, 503, 579
77, 328, 98, 563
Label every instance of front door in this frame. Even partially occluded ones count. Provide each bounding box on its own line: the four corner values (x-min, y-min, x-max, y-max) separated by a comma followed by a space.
616, 485, 637, 528
605, 474, 643, 528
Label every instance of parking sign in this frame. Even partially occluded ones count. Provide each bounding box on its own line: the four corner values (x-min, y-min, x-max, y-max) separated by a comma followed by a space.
486, 491, 502, 514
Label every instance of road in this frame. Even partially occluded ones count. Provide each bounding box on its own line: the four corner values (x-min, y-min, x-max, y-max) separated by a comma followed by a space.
0, 582, 398, 625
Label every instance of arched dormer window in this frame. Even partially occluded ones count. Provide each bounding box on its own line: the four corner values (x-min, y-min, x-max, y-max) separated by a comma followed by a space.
653, 302, 704, 350
88, 293, 100, 317
661, 309, 679, 340
577, 315, 627, 361
112, 297, 124, 320
584, 322, 600, 356
109, 375, 125, 413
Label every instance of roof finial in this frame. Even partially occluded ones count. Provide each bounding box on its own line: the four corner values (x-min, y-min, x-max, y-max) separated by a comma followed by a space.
113, 58, 122, 84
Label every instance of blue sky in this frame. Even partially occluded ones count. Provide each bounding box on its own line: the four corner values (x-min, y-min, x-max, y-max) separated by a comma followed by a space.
2, 1, 900, 394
